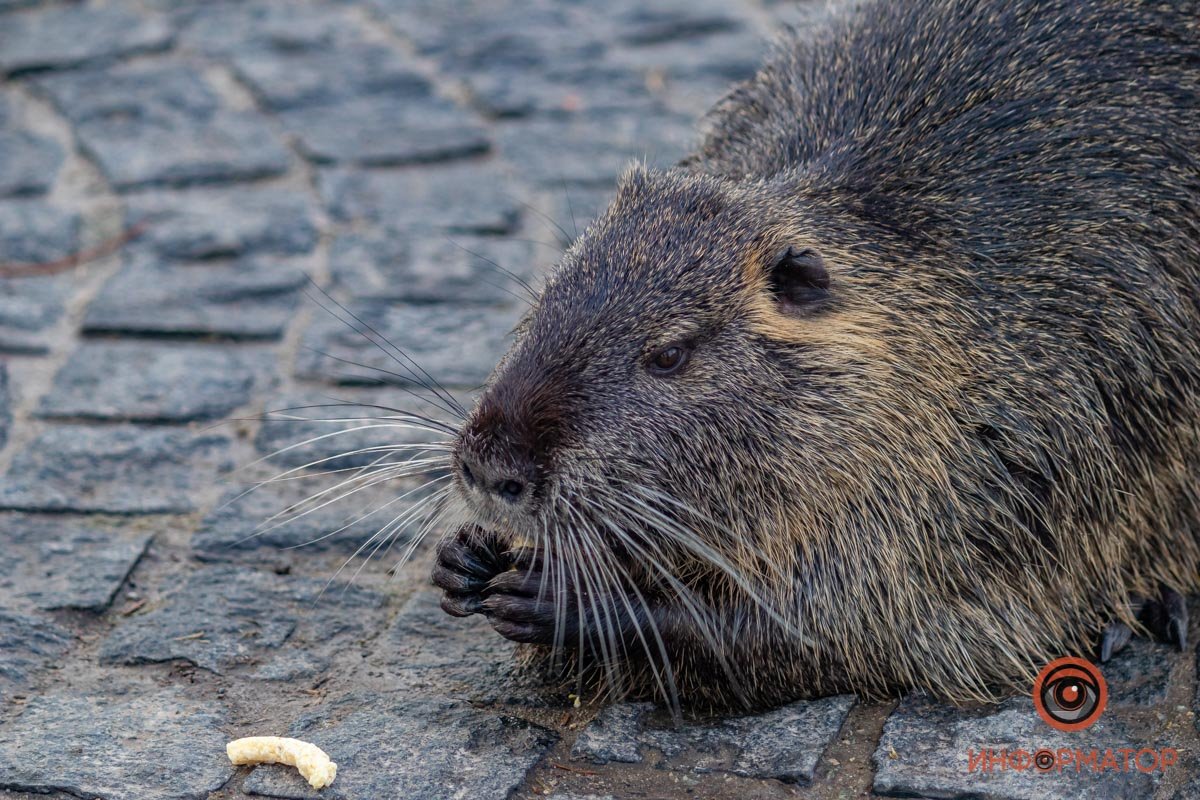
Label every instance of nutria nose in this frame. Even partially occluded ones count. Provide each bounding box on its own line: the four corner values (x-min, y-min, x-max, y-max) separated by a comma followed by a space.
456, 450, 536, 508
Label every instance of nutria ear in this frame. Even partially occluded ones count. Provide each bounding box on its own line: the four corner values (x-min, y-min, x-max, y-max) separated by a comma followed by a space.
766, 246, 830, 311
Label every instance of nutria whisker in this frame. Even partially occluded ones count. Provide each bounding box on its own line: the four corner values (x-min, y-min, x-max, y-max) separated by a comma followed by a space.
296, 344, 466, 422
303, 282, 467, 419
322, 481, 452, 598
260, 403, 460, 435
346, 484, 452, 589
257, 458, 450, 537
584, 495, 754, 705
444, 236, 540, 303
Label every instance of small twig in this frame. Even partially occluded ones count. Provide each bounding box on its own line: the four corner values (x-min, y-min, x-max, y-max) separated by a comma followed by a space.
0, 221, 147, 279
118, 598, 147, 616
171, 631, 207, 641
550, 763, 599, 777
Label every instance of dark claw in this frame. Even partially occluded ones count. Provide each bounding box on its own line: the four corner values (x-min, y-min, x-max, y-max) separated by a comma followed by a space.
1139, 586, 1188, 651
440, 591, 484, 618
1099, 621, 1132, 662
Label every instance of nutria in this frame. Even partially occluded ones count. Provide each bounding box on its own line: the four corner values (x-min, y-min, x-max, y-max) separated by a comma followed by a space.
431, 0, 1200, 710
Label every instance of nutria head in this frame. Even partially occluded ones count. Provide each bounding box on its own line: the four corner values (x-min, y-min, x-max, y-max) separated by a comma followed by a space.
449, 165, 841, 575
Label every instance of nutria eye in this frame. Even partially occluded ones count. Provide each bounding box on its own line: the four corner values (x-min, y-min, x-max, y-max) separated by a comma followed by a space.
647, 344, 691, 376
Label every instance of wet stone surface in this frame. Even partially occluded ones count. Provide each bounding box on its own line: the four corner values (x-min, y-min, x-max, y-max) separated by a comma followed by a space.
318, 164, 523, 234
0, 200, 80, 264
240, 695, 557, 800
572, 696, 856, 784
0, 514, 151, 612
176, 1, 369, 60
0, 129, 63, 198
296, 299, 522, 389
0, 273, 71, 355
0, 5, 173, 77
375, 590, 539, 705
126, 185, 318, 260
329, 230, 543, 305
496, 111, 695, 187
0, 425, 232, 514
99, 565, 386, 674
231, 42, 431, 112
0, 610, 71, 694
83, 252, 305, 340
36, 63, 290, 190
0, 364, 8, 449
280, 95, 490, 167
0, 690, 231, 800
37, 341, 269, 423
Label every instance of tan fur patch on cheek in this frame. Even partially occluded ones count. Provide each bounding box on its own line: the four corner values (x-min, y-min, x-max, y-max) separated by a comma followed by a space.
743, 291, 892, 362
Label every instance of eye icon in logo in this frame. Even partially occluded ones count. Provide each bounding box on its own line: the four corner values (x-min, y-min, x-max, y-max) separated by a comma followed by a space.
1033, 657, 1107, 732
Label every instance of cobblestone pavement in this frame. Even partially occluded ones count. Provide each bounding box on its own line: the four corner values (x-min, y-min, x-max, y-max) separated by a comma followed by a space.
0, 1, 1198, 799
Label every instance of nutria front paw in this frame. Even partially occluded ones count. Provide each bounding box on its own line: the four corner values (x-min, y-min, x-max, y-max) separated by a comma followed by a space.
480, 552, 578, 645
432, 526, 508, 617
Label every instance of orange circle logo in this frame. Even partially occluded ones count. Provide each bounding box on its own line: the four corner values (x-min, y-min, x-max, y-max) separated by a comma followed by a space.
1033, 657, 1107, 732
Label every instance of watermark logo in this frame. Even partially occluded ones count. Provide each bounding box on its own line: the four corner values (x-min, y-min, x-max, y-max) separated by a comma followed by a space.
965, 655, 1179, 777
1032, 656, 1107, 732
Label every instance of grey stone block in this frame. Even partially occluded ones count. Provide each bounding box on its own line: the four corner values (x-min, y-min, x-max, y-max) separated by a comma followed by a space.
319, 163, 523, 234
99, 565, 386, 674
0, 199, 80, 263
0, 363, 8, 450
241, 695, 556, 799
0, 690, 231, 800
127, 185, 318, 260
177, 1, 365, 58
466, 62, 656, 119
0, 514, 151, 612
37, 341, 267, 423
872, 693, 1168, 799
0, 6, 172, 76
0, 610, 70, 693
0, 424, 232, 514
378, 590, 547, 705
0, 131, 64, 198
295, 299, 520, 390
0, 277, 71, 355
572, 695, 855, 783
232, 43, 431, 111
598, 0, 747, 47
1104, 637, 1175, 707
83, 252, 305, 340
0, 201, 79, 354
330, 230, 543, 305
280, 95, 490, 167
36, 64, 289, 191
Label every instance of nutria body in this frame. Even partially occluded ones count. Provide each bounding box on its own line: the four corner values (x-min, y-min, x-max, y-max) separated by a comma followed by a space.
433, 0, 1200, 710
